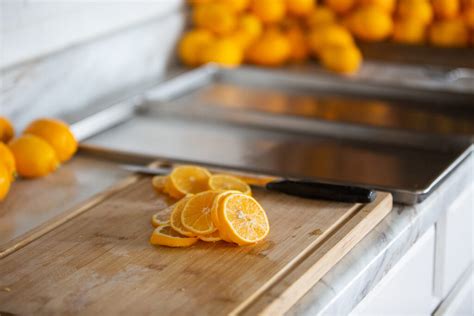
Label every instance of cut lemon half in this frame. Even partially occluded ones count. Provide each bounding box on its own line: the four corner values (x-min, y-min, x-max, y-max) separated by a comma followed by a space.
219, 193, 270, 245
170, 196, 196, 237
181, 190, 220, 235
152, 175, 167, 193
199, 230, 222, 242
167, 165, 212, 198
150, 224, 199, 247
208, 174, 252, 195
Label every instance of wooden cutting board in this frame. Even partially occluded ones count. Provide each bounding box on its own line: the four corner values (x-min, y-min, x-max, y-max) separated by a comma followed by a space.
0, 175, 392, 315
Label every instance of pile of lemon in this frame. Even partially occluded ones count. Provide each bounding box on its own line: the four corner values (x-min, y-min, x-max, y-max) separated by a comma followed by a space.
0, 117, 77, 201
179, 0, 474, 74
149, 165, 270, 247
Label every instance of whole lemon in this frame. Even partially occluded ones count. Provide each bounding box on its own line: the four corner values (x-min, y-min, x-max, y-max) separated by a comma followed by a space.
9, 134, 59, 178
246, 29, 291, 66
305, 6, 337, 28
284, 24, 310, 62
397, 0, 433, 26
346, 6, 394, 41
429, 19, 469, 47
358, 0, 395, 13
229, 13, 263, 49
200, 38, 243, 67
251, 0, 286, 24
218, 0, 250, 12
464, 8, 474, 30
326, 0, 356, 14
0, 163, 11, 201
307, 24, 354, 56
24, 118, 77, 163
286, 0, 315, 16
0, 117, 14, 143
193, 2, 237, 35
393, 18, 427, 44
319, 44, 362, 74
0, 142, 16, 181
179, 29, 214, 66
432, 0, 459, 19
188, 0, 213, 5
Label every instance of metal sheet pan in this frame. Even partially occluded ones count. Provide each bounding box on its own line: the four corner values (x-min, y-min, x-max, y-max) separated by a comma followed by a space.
71, 65, 473, 205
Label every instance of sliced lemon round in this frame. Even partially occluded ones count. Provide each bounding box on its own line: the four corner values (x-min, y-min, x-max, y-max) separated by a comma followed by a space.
181, 190, 220, 235
219, 193, 270, 245
208, 174, 252, 195
150, 224, 199, 248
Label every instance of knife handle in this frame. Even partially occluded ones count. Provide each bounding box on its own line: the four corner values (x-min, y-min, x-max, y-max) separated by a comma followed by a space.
265, 180, 377, 203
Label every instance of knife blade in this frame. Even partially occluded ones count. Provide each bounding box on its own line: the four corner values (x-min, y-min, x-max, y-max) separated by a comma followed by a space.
121, 164, 377, 204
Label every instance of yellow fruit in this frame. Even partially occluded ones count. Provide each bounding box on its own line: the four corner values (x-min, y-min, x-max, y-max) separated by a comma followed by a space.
251, 0, 286, 24
320, 44, 362, 74
24, 118, 77, 163
151, 215, 170, 228
178, 29, 215, 67
199, 230, 222, 242
397, 0, 433, 26
0, 143, 16, 181
170, 196, 197, 237
218, 193, 269, 245
429, 19, 470, 47
208, 174, 252, 195
284, 24, 310, 62
151, 175, 167, 193
307, 24, 354, 56
305, 6, 337, 28
432, 0, 459, 19
150, 224, 199, 247
463, 0, 474, 8
286, 0, 315, 16
358, 0, 395, 13
230, 13, 263, 49
200, 38, 243, 67
392, 18, 427, 44
246, 29, 291, 66
211, 190, 239, 242
181, 190, 220, 235
151, 204, 175, 228
188, 0, 213, 5
166, 165, 212, 199
346, 6, 393, 41
9, 135, 59, 178
218, 0, 250, 12
464, 8, 474, 30
193, 3, 237, 35
0, 164, 11, 201
0, 117, 15, 143
326, 0, 355, 14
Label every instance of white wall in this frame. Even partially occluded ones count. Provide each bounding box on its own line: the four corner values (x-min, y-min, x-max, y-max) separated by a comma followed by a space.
1, 0, 184, 69
0, 0, 186, 127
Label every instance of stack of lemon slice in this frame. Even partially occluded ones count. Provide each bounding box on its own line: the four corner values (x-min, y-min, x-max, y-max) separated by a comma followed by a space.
149, 165, 270, 247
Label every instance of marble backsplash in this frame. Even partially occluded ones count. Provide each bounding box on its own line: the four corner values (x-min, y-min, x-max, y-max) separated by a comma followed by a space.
0, 4, 186, 130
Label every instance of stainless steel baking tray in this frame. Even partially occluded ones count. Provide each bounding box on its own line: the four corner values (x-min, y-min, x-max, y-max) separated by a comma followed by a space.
71, 65, 473, 205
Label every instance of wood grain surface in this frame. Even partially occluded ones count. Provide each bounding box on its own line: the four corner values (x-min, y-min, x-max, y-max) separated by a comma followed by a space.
0, 175, 392, 315
0, 154, 131, 257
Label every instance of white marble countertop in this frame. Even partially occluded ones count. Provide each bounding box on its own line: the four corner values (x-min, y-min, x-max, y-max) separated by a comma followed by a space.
288, 153, 473, 315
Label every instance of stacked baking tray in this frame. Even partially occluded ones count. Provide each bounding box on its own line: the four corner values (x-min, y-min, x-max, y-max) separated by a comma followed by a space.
72, 66, 473, 204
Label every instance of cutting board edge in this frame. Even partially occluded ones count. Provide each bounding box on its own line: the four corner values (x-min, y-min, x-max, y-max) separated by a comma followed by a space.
236, 192, 393, 316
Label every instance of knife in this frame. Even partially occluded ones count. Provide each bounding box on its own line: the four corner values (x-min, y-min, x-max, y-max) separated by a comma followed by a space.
122, 164, 377, 204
